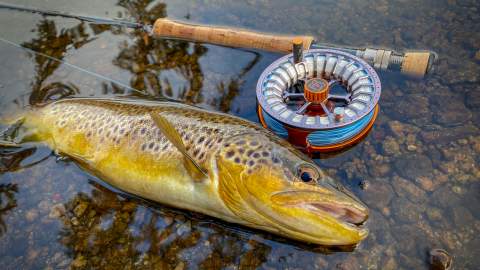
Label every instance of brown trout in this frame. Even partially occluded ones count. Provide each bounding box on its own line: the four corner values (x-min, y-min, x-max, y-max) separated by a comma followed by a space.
7, 98, 368, 245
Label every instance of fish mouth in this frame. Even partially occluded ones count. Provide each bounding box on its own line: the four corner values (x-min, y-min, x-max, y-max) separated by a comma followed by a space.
304, 201, 368, 226
271, 190, 369, 228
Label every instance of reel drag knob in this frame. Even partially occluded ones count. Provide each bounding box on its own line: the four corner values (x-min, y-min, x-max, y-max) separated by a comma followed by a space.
304, 78, 329, 104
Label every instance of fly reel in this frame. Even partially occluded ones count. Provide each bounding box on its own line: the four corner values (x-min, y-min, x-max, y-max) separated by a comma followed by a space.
256, 49, 381, 153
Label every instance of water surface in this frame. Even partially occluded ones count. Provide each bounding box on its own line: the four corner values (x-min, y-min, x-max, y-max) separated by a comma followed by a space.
0, 0, 478, 269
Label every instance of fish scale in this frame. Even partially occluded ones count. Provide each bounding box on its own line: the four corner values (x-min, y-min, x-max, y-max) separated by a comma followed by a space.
39, 98, 266, 168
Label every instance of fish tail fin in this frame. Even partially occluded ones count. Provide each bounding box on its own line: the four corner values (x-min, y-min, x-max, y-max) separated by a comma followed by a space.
0, 109, 37, 148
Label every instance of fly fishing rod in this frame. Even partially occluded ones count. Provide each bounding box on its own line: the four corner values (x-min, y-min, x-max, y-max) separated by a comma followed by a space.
0, 2, 438, 154
0, 2, 436, 77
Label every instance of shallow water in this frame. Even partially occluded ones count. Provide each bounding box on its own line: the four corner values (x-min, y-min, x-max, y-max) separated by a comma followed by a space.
0, 0, 478, 269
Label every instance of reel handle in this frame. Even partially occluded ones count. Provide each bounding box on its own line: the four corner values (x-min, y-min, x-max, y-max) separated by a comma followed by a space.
152, 18, 313, 53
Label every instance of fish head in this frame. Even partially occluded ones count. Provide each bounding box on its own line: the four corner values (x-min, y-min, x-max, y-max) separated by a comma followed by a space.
216, 133, 368, 246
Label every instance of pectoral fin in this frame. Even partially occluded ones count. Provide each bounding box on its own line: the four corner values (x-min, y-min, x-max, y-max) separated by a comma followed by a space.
149, 112, 207, 181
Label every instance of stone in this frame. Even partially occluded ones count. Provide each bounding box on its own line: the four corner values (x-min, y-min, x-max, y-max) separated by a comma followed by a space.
25, 209, 39, 222
429, 249, 453, 270
335, 256, 359, 270
392, 176, 427, 203
73, 202, 88, 217
421, 125, 478, 145
382, 136, 400, 156
49, 203, 66, 219
430, 94, 472, 126
416, 176, 435, 191
390, 94, 432, 125
407, 144, 417, 151
174, 261, 185, 270
383, 257, 397, 270
465, 88, 480, 110
431, 186, 461, 208
394, 154, 433, 179
368, 162, 391, 177
392, 198, 424, 223
71, 255, 87, 268
451, 206, 474, 228
426, 207, 444, 223
359, 178, 394, 210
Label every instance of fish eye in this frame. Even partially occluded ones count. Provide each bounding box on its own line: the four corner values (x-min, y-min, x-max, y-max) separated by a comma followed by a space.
296, 164, 319, 183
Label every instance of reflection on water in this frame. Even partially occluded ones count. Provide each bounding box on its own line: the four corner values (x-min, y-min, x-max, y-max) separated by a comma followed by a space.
0, 183, 18, 236
0, 0, 479, 269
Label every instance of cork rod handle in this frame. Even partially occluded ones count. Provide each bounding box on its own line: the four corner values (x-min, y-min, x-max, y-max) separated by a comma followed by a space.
152, 18, 314, 53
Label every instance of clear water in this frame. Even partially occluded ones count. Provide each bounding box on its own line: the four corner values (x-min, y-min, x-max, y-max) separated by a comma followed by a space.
0, 0, 478, 269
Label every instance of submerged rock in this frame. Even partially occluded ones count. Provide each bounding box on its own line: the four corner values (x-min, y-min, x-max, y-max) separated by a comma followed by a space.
429, 249, 452, 270
394, 154, 433, 179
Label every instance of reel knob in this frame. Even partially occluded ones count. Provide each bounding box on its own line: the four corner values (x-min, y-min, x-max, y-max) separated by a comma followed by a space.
304, 78, 329, 104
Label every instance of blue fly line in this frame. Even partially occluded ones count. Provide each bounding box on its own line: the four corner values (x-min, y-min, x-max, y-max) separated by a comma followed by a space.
261, 107, 374, 146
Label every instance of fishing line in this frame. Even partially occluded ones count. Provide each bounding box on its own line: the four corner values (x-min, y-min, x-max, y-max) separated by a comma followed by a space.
0, 36, 146, 96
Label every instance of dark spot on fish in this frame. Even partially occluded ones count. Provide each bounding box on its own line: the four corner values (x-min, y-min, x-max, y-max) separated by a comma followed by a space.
198, 136, 205, 143
185, 133, 190, 140
213, 128, 220, 134
114, 125, 118, 132
250, 141, 259, 146
258, 159, 267, 164
262, 151, 269, 157
205, 138, 212, 146
217, 138, 223, 143
199, 152, 205, 160
106, 131, 111, 137
154, 145, 159, 152
236, 140, 246, 146
234, 157, 241, 164
226, 150, 235, 158
120, 128, 125, 134
141, 144, 147, 151
141, 127, 147, 135
224, 143, 230, 147
247, 150, 254, 156
86, 131, 92, 137
162, 144, 168, 151
239, 148, 245, 154
253, 152, 260, 158
193, 149, 200, 157
272, 157, 281, 164
149, 142, 154, 149
248, 160, 255, 167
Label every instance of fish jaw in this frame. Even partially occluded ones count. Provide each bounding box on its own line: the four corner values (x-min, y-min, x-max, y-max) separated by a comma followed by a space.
227, 166, 369, 246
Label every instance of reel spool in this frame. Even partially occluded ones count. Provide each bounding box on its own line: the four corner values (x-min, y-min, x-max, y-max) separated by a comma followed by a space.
256, 49, 381, 153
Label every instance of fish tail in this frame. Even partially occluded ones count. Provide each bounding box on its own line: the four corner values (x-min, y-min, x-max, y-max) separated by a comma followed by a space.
0, 107, 40, 147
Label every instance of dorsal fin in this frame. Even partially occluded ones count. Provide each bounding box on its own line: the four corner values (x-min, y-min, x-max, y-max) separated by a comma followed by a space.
149, 112, 207, 181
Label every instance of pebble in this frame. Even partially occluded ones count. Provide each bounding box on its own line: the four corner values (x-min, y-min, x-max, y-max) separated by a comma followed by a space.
394, 154, 433, 179
426, 207, 444, 222
416, 176, 435, 192
360, 179, 394, 209
382, 136, 400, 156
174, 261, 186, 270
429, 249, 452, 270
25, 209, 39, 222
73, 202, 88, 217
475, 50, 480, 60
392, 176, 427, 203
407, 144, 417, 151
49, 203, 66, 219
71, 255, 87, 268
